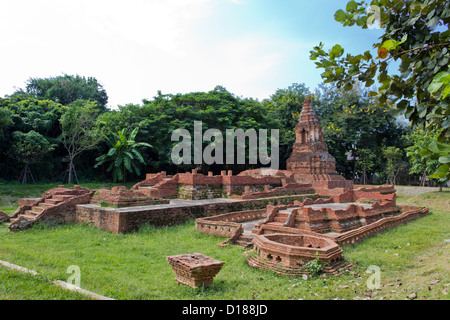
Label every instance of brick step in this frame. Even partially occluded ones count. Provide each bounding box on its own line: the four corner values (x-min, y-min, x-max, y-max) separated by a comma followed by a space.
31, 206, 45, 213
18, 214, 36, 221
53, 195, 75, 201
235, 240, 253, 248
25, 210, 40, 216
273, 212, 289, 223
266, 222, 284, 226
274, 216, 288, 223
45, 198, 62, 205
39, 202, 56, 209
239, 235, 254, 241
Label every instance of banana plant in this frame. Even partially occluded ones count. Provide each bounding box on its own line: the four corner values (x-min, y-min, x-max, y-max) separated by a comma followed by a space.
95, 127, 151, 182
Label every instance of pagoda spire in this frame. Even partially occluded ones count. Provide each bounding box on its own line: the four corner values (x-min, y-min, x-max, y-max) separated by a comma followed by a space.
286, 99, 352, 189
298, 98, 320, 124
293, 99, 326, 149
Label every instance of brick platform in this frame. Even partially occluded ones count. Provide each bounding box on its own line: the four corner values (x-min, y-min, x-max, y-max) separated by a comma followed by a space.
76, 194, 318, 233
166, 253, 224, 288
90, 186, 169, 207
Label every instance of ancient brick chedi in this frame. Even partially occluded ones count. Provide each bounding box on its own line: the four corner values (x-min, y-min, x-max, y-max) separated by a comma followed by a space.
286, 99, 353, 190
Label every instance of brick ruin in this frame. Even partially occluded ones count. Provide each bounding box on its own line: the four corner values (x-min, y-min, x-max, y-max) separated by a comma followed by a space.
191, 100, 429, 275
166, 253, 225, 288
286, 99, 353, 191
7, 185, 94, 231
131, 169, 314, 200
4, 185, 169, 232
198, 186, 429, 276
1, 99, 431, 278
90, 186, 170, 207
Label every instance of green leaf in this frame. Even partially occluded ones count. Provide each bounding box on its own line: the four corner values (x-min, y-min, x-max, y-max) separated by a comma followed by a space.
438, 155, 450, 164
131, 161, 141, 176
132, 149, 145, 164
428, 71, 450, 94
107, 148, 116, 157
428, 164, 450, 179
118, 130, 127, 143
124, 156, 132, 172
330, 44, 344, 59
335, 9, 347, 22
382, 40, 396, 51
130, 127, 139, 140
429, 141, 450, 154
124, 151, 134, 160
399, 34, 408, 45
346, 1, 357, 11
443, 85, 450, 99
115, 156, 123, 167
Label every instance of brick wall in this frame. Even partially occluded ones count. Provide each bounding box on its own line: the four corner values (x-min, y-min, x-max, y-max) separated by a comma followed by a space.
75, 194, 319, 233
76, 205, 121, 233
195, 209, 266, 239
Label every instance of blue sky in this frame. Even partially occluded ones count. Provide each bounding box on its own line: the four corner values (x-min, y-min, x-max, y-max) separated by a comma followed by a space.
0, 0, 384, 108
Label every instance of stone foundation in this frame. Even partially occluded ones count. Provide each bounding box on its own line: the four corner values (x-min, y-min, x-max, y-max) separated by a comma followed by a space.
90, 186, 169, 207
166, 253, 224, 288
75, 194, 319, 233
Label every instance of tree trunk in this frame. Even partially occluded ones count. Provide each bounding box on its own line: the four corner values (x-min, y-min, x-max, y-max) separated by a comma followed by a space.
22, 164, 28, 184
68, 160, 73, 184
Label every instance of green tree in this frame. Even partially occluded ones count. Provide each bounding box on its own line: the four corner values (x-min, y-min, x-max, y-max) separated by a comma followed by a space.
310, 0, 450, 139
263, 83, 311, 168
94, 127, 151, 182
23, 74, 109, 111
382, 146, 405, 185
60, 100, 102, 184
313, 83, 408, 180
0, 107, 12, 131
8, 131, 55, 183
356, 148, 376, 185
96, 86, 281, 174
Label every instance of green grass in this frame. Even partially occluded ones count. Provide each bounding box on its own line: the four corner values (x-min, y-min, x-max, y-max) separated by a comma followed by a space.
0, 267, 89, 300
0, 184, 449, 300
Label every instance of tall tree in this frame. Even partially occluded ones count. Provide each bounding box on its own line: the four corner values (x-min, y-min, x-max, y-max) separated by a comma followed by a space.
24, 74, 109, 111
263, 83, 311, 168
60, 100, 102, 184
96, 86, 281, 174
8, 131, 55, 184
356, 148, 376, 185
382, 146, 405, 185
313, 83, 408, 180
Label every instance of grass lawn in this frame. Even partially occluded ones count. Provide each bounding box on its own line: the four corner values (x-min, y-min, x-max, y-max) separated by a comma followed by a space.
0, 183, 448, 300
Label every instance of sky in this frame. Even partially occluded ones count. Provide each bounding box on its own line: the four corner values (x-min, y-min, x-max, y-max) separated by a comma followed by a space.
0, 0, 384, 109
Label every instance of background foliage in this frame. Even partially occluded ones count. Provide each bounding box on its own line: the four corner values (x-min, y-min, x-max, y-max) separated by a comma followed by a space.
0, 74, 438, 185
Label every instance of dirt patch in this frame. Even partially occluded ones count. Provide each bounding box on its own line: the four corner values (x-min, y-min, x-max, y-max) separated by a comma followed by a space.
394, 186, 445, 197
378, 243, 450, 300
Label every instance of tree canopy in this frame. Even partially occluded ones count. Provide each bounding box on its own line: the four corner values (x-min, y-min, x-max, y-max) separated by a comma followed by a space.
310, 0, 450, 140
21, 74, 109, 112
0, 74, 435, 185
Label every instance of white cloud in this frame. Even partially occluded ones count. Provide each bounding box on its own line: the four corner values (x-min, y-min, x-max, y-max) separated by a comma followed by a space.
0, 0, 312, 107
